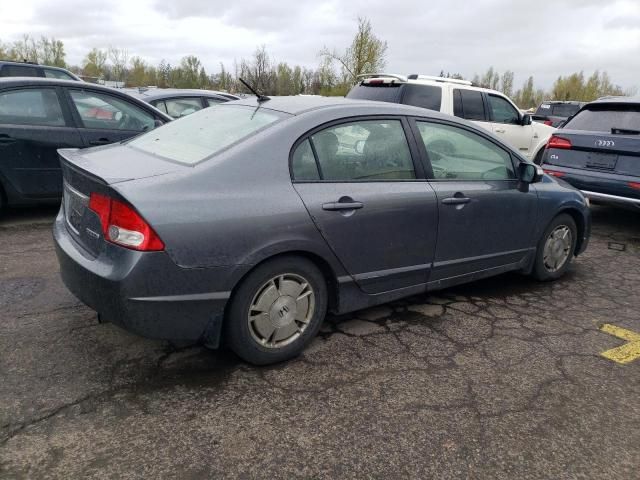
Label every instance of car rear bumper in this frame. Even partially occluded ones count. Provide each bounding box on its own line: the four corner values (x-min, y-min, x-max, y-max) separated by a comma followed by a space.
53, 209, 237, 346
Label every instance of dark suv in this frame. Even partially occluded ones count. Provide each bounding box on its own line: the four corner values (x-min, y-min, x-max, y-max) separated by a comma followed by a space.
0, 60, 81, 81
541, 97, 640, 209
0, 77, 171, 210
533, 101, 585, 127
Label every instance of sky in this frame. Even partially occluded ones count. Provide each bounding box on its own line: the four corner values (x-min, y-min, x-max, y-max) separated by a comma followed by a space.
1, 0, 639, 91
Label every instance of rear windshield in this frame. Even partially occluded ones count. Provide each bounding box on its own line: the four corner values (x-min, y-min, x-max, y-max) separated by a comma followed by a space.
347, 83, 402, 103
564, 105, 640, 132
552, 104, 581, 117
128, 104, 287, 165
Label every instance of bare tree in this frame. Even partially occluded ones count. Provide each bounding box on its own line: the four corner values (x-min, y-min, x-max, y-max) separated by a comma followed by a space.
108, 46, 129, 83
319, 17, 387, 85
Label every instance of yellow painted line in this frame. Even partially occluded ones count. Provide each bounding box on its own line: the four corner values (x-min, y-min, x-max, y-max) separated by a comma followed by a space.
599, 324, 640, 365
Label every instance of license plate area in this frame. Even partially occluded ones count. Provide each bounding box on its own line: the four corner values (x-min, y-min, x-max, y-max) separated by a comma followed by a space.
63, 182, 89, 235
585, 153, 618, 170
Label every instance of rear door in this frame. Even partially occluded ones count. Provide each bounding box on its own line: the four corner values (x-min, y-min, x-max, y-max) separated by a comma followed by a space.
64, 87, 160, 146
452, 88, 492, 132
291, 117, 438, 294
412, 119, 537, 285
0, 86, 83, 199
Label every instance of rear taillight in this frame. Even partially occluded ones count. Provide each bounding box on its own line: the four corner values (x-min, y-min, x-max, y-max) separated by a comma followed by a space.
544, 120, 553, 126
629, 182, 640, 190
547, 135, 572, 150
543, 169, 566, 178
88, 193, 164, 251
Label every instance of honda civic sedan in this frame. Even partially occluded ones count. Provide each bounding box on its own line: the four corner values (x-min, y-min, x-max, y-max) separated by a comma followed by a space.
54, 96, 591, 365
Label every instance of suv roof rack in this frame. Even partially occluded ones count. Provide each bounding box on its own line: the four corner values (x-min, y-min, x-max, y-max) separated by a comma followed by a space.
407, 74, 472, 86
0, 58, 39, 65
357, 73, 408, 83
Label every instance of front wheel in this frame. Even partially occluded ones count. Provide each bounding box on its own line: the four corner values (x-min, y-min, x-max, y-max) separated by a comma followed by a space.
532, 214, 577, 281
224, 256, 328, 365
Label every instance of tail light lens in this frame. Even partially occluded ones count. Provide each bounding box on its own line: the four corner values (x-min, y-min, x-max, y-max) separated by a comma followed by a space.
88, 193, 164, 251
544, 120, 553, 126
547, 135, 572, 150
629, 182, 640, 190
543, 169, 566, 178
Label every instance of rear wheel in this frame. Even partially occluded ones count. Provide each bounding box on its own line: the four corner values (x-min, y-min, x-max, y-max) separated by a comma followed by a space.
532, 214, 577, 281
224, 256, 327, 365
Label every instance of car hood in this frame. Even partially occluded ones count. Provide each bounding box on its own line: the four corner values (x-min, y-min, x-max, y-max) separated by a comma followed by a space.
58, 144, 185, 185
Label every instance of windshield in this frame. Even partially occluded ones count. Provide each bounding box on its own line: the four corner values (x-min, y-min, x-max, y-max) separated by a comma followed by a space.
128, 104, 287, 165
347, 83, 403, 103
564, 105, 640, 132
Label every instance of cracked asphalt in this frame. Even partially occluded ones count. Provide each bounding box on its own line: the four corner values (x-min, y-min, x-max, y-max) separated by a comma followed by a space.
1, 205, 639, 479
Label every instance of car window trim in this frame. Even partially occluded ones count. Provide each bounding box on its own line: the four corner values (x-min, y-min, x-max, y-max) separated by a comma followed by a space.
0, 85, 74, 128
289, 115, 427, 184
408, 116, 520, 182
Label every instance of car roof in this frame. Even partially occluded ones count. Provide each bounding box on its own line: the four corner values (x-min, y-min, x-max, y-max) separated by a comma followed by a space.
228, 95, 463, 120
588, 96, 640, 106
122, 88, 239, 101
0, 61, 82, 80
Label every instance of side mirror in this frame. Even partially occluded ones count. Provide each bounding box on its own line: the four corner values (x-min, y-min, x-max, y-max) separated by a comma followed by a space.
519, 163, 542, 183
355, 139, 365, 155
521, 113, 532, 126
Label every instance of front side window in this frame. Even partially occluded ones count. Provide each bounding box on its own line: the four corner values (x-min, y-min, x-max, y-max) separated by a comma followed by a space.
488, 94, 520, 124
453, 89, 486, 121
416, 121, 515, 181
163, 97, 203, 118
0, 88, 65, 126
44, 69, 75, 80
69, 89, 155, 132
292, 119, 415, 181
129, 104, 287, 165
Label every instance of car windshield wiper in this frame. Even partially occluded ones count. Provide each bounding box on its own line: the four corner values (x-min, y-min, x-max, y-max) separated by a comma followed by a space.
611, 127, 640, 135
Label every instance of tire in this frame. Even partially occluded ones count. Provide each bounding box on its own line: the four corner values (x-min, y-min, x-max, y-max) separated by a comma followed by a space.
532, 214, 577, 281
224, 256, 328, 365
533, 149, 545, 165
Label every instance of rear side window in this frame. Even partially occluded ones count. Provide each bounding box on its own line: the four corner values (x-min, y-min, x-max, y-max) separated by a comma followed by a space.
0, 65, 40, 77
69, 90, 155, 132
564, 106, 640, 132
292, 120, 416, 181
400, 84, 442, 111
346, 84, 402, 103
129, 104, 286, 165
206, 97, 224, 107
44, 68, 75, 80
0, 88, 65, 126
453, 89, 486, 121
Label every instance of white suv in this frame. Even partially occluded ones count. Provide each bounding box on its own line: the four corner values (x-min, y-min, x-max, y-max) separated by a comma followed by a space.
347, 74, 555, 164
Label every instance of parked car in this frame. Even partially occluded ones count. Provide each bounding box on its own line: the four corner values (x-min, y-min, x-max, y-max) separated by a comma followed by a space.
541, 96, 640, 209
0, 59, 81, 81
54, 96, 590, 365
123, 88, 240, 118
346, 74, 556, 165
0, 78, 171, 210
532, 101, 585, 127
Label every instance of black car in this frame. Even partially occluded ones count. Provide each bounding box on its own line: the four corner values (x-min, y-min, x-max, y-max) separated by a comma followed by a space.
533, 101, 585, 127
122, 88, 239, 119
0, 78, 171, 210
541, 97, 640, 209
0, 59, 81, 81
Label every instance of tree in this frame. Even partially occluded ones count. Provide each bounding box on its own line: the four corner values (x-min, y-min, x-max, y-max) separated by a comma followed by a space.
128, 56, 148, 86
239, 45, 275, 93
108, 47, 129, 83
500, 71, 514, 97
82, 48, 107, 79
319, 17, 387, 85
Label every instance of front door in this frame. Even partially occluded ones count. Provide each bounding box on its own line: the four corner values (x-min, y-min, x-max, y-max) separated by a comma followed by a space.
487, 93, 533, 158
0, 87, 83, 198
291, 118, 438, 294
412, 119, 538, 284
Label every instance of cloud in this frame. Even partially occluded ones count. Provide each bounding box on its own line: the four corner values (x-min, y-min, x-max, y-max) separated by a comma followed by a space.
1, 0, 638, 91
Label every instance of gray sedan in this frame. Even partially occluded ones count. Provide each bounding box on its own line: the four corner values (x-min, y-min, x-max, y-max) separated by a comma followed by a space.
54, 96, 591, 365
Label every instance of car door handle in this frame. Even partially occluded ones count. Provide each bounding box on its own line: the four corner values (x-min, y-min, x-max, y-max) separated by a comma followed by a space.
494, 129, 506, 134
322, 201, 364, 211
442, 197, 471, 205
89, 138, 111, 146
0, 134, 15, 144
